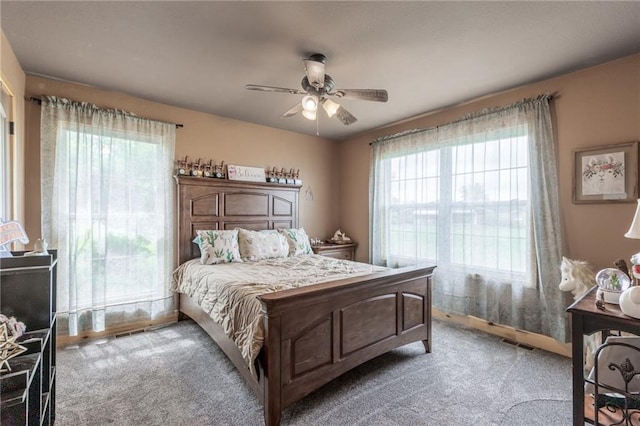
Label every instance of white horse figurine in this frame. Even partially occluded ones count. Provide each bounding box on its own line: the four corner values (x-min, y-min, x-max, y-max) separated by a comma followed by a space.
558, 256, 597, 300
558, 256, 598, 373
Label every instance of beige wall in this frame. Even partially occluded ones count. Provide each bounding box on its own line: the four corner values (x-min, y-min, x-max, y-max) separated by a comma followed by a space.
1, 30, 26, 233
339, 54, 640, 270
23, 75, 340, 247
10, 27, 640, 271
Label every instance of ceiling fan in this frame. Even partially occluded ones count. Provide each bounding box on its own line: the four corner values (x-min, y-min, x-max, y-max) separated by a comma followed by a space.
245, 53, 388, 125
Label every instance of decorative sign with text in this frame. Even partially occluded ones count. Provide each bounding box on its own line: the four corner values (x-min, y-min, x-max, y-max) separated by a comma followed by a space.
227, 164, 266, 183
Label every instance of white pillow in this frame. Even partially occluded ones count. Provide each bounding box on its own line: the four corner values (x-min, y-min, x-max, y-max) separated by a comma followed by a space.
194, 230, 242, 265
237, 228, 289, 261
278, 228, 313, 256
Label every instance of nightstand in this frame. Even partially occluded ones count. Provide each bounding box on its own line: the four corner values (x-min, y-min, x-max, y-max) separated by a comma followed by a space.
568, 286, 640, 425
311, 242, 357, 261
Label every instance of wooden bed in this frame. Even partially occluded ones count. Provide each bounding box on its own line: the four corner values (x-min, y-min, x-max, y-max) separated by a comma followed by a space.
174, 176, 435, 425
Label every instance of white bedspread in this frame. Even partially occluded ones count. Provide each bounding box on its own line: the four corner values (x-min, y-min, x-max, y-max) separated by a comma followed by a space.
171, 254, 386, 375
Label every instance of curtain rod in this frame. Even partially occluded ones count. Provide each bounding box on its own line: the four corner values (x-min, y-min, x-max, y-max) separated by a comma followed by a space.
28, 96, 183, 129
369, 93, 555, 145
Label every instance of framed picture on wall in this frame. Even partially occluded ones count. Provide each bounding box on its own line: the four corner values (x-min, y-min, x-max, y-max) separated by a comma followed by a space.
573, 141, 639, 204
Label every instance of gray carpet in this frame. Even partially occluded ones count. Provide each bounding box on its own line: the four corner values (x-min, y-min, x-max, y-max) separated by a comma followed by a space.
56, 319, 572, 425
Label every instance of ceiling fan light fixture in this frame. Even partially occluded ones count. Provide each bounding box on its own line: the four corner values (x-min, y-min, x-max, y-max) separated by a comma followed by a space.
302, 109, 317, 121
245, 54, 387, 127
321, 98, 340, 118
301, 95, 318, 112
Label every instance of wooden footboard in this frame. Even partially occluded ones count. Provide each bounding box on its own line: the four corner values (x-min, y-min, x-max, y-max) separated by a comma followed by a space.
258, 265, 434, 426
179, 265, 433, 425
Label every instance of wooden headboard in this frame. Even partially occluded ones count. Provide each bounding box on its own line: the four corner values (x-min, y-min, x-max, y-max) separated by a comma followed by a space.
175, 176, 301, 264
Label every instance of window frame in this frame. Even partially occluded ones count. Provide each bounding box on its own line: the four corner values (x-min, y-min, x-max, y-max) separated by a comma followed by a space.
57, 125, 170, 308
383, 130, 532, 281
0, 88, 10, 221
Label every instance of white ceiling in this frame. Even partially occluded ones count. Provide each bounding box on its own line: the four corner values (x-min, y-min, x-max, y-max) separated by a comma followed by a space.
2, 1, 640, 141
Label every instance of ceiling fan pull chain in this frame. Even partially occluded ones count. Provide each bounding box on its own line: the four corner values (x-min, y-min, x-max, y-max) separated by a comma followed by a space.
316, 113, 320, 136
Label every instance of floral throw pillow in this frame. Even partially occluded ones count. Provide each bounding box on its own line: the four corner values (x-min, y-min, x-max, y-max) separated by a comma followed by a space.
237, 228, 289, 261
278, 228, 313, 256
194, 230, 242, 265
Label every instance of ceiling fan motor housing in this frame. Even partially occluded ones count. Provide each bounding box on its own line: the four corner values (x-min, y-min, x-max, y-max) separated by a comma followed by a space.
301, 75, 335, 95
308, 53, 326, 64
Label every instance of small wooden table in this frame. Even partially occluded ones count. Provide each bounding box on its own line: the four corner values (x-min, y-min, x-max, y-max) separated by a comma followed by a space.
311, 242, 357, 261
568, 287, 640, 425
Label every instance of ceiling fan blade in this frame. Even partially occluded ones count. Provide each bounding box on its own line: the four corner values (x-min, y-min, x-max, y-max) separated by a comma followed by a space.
331, 89, 388, 102
281, 103, 303, 118
303, 54, 326, 89
335, 105, 358, 125
245, 84, 306, 95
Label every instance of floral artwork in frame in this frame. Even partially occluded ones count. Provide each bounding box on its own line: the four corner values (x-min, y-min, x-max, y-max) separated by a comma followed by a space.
573, 141, 639, 203
581, 151, 625, 196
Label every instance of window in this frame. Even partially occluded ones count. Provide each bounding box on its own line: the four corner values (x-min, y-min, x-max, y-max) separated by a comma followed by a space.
59, 125, 169, 307
386, 129, 530, 280
40, 97, 176, 337
0, 85, 10, 221
370, 95, 567, 342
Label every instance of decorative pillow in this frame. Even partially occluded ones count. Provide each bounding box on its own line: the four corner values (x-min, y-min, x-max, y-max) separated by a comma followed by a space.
194, 230, 242, 265
278, 228, 313, 256
237, 228, 289, 261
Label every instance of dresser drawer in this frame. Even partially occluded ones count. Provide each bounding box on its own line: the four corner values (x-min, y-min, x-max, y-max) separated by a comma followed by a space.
311, 243, 357, 261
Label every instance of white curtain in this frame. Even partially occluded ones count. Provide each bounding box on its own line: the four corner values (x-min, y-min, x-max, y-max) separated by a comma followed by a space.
370, 95, 569, 342
40, 96, 176, 336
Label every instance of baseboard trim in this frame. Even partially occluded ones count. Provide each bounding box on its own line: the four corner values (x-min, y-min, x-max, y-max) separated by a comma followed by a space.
56, 309, 571, 357
57, 313, 179, 347
432, 307, 571, 358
